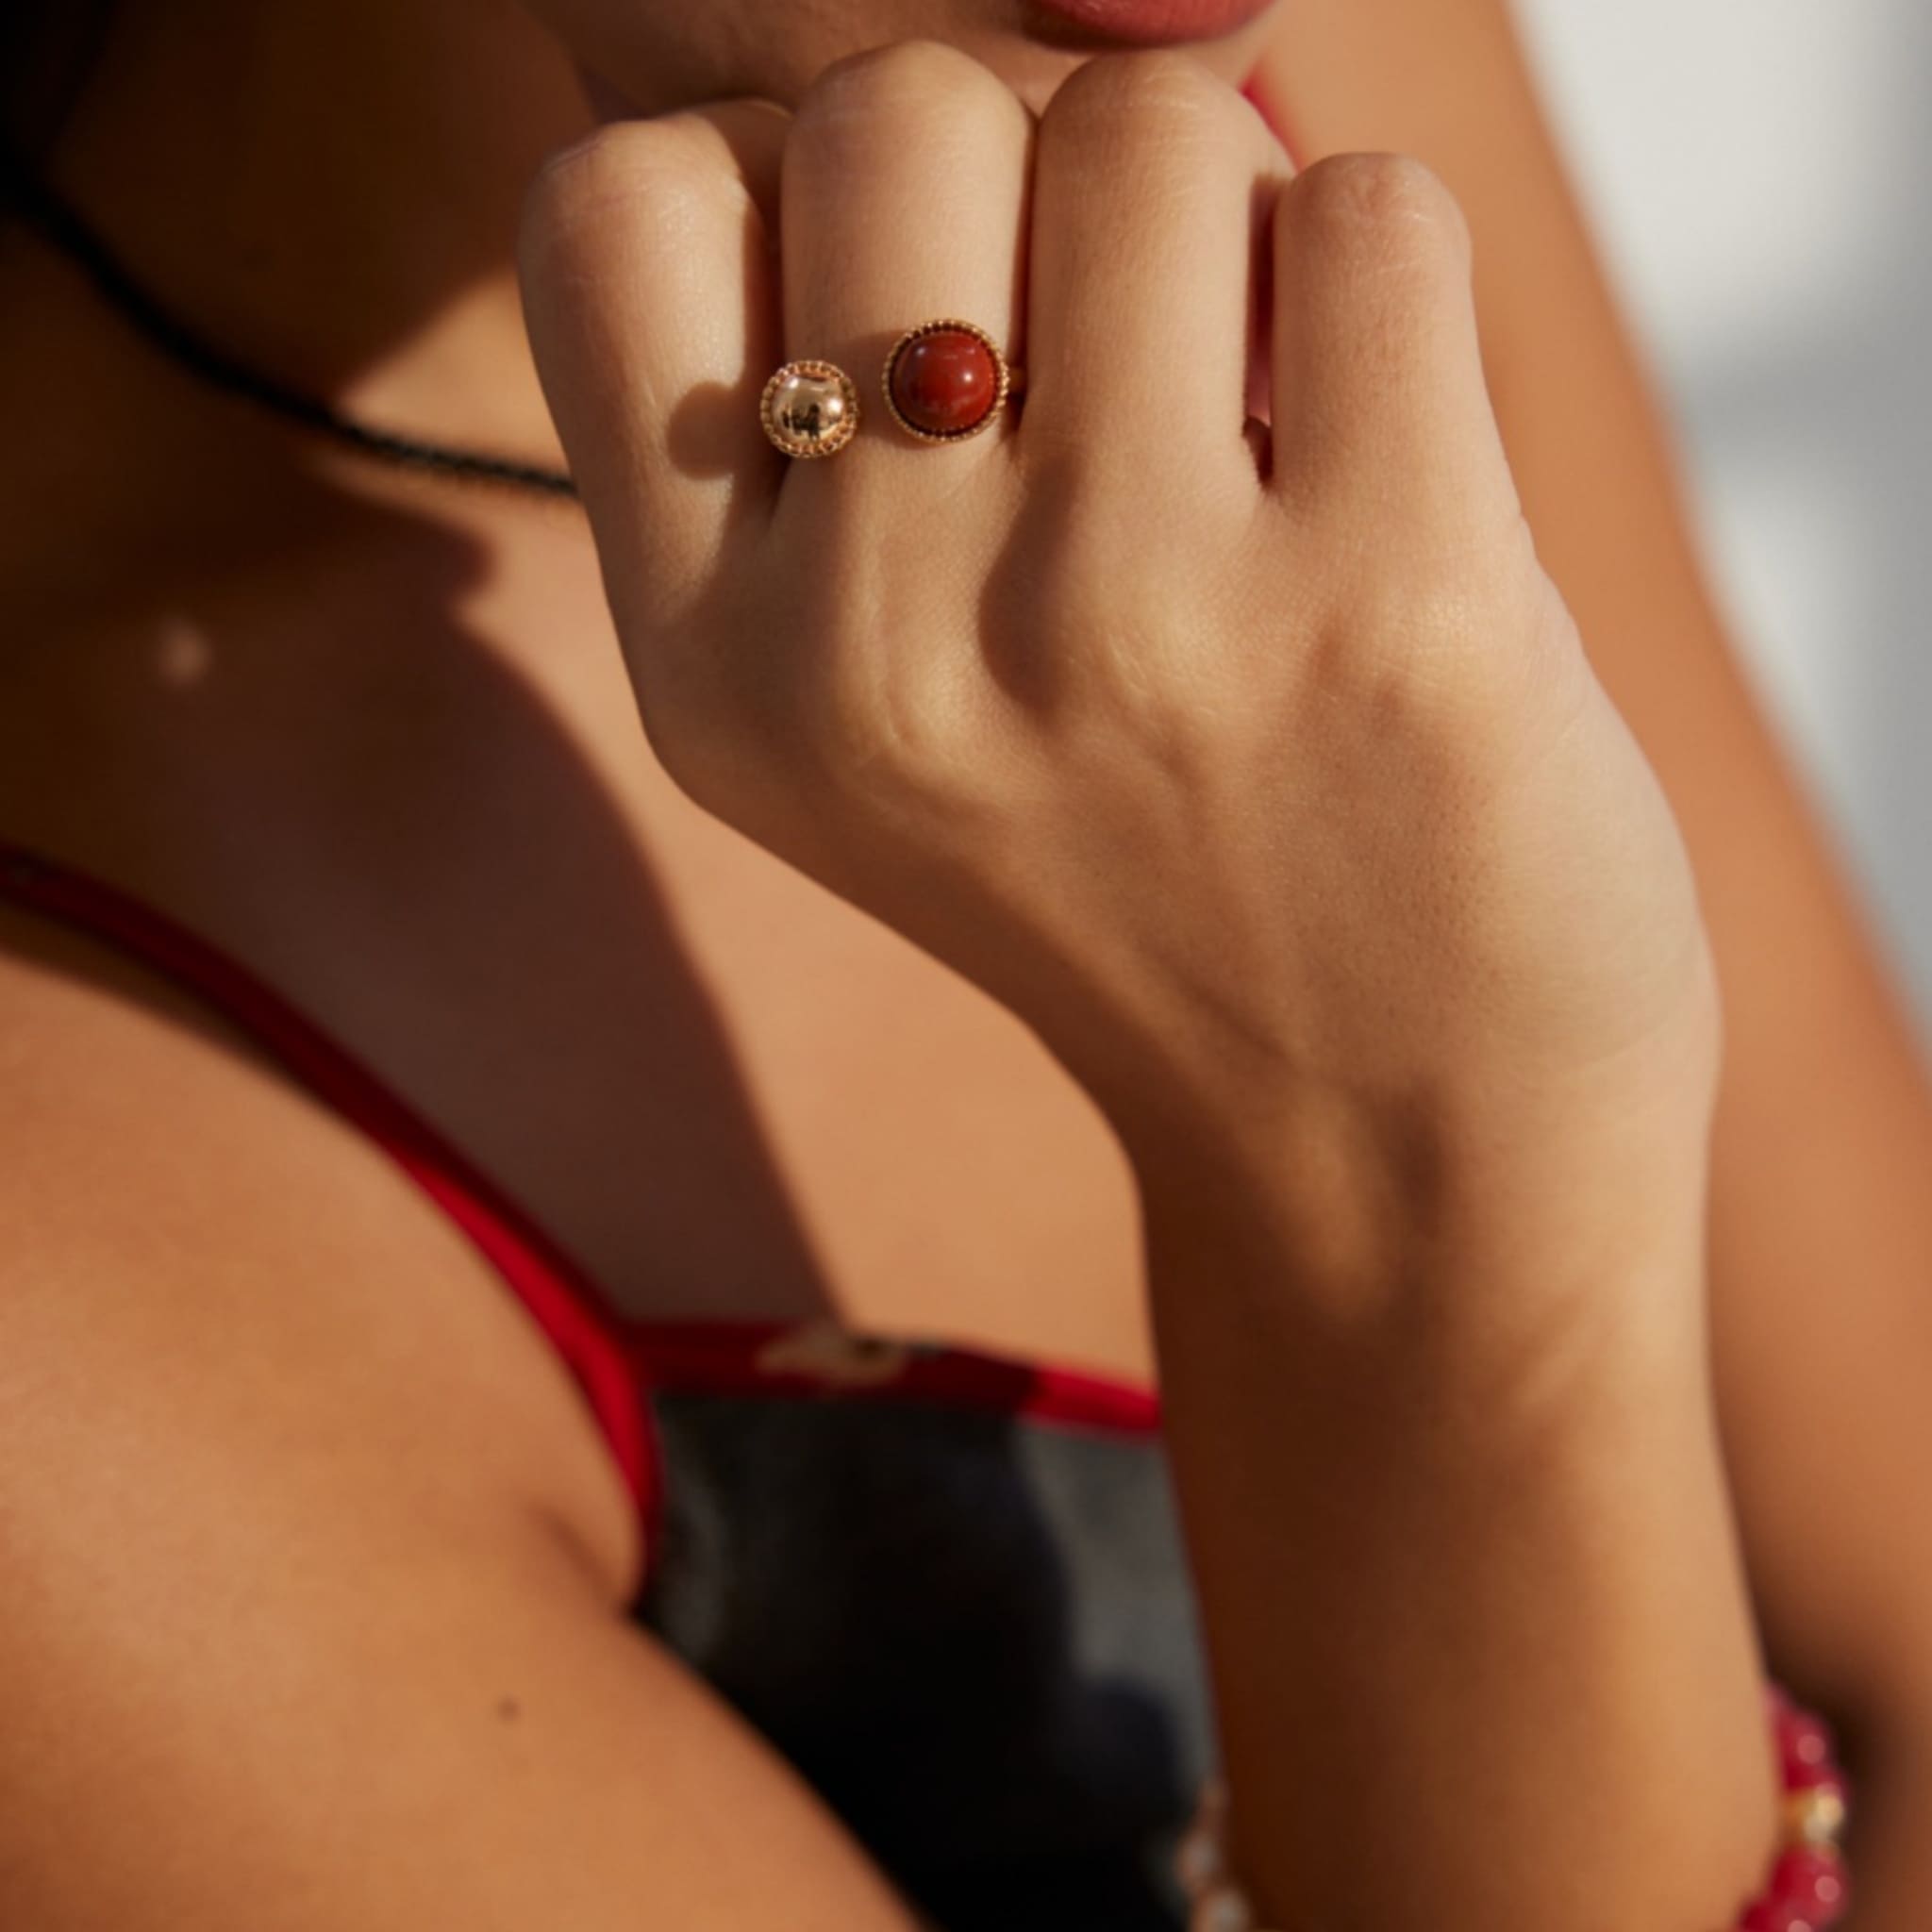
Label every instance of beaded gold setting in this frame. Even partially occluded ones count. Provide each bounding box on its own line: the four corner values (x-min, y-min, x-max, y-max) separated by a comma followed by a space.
879, 317, 1024, 443
759, 358, 860, 458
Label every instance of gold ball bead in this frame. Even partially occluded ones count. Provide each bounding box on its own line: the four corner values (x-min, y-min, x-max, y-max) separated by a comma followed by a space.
760, 360, 859, 458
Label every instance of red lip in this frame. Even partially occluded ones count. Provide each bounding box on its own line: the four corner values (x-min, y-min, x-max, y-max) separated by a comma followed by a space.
1018, 0, 1279, 47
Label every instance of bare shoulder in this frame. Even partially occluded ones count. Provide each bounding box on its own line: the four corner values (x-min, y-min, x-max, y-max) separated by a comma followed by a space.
0, 899, 640, 1599
0, 907, 926, 1929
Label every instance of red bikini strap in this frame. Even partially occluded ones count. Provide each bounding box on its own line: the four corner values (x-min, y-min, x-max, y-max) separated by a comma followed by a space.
0, 841, 660, 1533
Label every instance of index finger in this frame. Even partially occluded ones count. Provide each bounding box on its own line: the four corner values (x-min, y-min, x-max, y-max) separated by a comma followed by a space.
518, 99, 789, 635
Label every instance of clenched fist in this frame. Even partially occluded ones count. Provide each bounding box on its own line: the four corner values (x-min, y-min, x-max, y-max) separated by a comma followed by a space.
518, 38, 1720, 1186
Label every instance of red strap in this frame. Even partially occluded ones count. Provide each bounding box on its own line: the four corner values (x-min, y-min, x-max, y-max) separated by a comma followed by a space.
1, 838, 1170, 1527
623, 1316, 1161, 1435
0, 842, 663, 1542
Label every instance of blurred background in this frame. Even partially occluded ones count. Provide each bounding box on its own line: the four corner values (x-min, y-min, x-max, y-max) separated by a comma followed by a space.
1514, 0, 1932, 1038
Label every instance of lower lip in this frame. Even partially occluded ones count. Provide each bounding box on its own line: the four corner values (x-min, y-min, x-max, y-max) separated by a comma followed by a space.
1017, 0, 1278, 46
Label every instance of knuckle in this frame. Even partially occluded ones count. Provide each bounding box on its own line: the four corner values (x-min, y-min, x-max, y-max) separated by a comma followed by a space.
1041, 47, 1232, 142
524, 121, 679, 233
519, 119, 730, 275
1024, 526, 1225, 707
797, 656, 983, 812
794, 37, 1022, 144
1304, 613, 1490, 804
1287, 150, 1472, 269
1307, 551, 1552, 767
520, 126, 645, 273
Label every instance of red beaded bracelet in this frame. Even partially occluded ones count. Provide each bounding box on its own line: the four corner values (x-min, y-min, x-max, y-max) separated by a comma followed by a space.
1745, 1684, 1853, 1931
1176, 1681, 1852, 1932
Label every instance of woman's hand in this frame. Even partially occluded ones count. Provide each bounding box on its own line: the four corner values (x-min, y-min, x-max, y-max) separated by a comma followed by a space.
518, 47, 1782, 1927
517, 37, 1721, 1198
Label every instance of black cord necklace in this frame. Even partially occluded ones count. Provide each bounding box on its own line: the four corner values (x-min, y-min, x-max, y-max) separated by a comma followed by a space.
0, 140, 581, 503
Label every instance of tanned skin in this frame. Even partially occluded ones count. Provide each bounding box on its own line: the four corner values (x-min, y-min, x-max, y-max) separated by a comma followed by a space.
0, 0, 1924, 1922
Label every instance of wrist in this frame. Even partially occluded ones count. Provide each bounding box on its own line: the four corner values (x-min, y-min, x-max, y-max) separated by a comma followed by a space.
1122, 1036, 1781, 1932
1181, 1687, 1851, 1932
1122, 1049, 1718, 1348
1141, 1123, 1773, 1932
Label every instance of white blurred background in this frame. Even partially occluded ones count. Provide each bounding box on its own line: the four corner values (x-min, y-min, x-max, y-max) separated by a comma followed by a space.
1512, 0, 1932, 1038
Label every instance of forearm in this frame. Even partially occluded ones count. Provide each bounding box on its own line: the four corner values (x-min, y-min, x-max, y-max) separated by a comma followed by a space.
1133, 1087, 1779, 1928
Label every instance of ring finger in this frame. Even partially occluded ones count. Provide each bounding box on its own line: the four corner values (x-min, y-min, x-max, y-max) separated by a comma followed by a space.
1024, 51, 1291, 491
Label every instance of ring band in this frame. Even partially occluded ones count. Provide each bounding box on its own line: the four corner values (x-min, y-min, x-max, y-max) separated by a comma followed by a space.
881, 319, 1023, 444
760, 358, 861, 458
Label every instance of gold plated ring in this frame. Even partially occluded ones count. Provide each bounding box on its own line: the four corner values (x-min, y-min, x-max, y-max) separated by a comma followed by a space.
880, 318, 1024, 443
760, 358, 861, 458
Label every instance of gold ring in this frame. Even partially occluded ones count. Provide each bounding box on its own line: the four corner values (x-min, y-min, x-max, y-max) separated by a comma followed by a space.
760, 358, 861, 458
880, 319, 1023, 444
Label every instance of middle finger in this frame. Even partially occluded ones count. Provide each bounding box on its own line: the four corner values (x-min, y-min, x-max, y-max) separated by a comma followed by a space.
777, 40, 1035, 484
